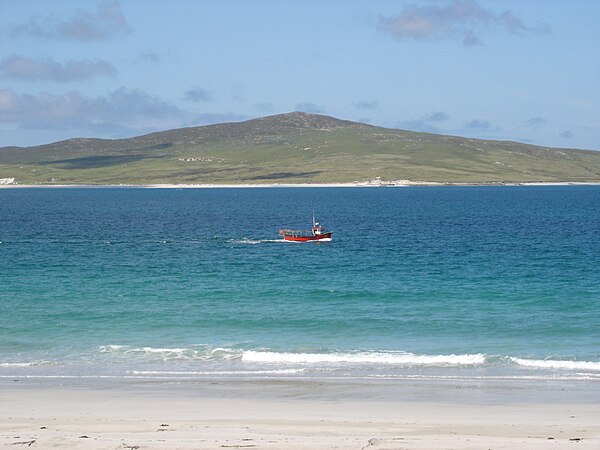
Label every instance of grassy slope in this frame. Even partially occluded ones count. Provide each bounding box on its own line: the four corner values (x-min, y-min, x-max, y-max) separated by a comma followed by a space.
1, 112, 599, 184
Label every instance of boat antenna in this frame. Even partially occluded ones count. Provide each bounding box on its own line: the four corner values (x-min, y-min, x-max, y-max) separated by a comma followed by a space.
312, 209, 315, 227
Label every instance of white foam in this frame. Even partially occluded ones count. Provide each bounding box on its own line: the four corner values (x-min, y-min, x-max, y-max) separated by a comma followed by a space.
97, 345, 243, 361
98, 345, 128, 352
97, 346, 486, 366
0, 360, 55, 367
230, 238, 288, 244
364, 373, 600, 381
209, 347, 242, 360
99, 345, 189, 354
128, 368, 303, 375
140, 347, 188, 353
510, 357, 600, 371
242, 351, 486, 366
92, 346, 600, 373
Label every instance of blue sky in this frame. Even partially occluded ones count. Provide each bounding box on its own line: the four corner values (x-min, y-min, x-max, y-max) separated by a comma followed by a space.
1, 0, 599, 150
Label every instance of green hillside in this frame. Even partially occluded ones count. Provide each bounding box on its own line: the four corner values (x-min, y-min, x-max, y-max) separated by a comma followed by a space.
1, 112, 599, 185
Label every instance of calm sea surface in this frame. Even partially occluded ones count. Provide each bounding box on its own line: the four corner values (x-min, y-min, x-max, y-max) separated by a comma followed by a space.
1, 186, 599, 381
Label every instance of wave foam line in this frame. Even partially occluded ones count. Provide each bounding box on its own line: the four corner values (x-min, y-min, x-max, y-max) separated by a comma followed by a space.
97, 345, 243, 361
242, 351, 486, 366
94, 346, 600, 372
366, 373, 600, 381
128, 369, 303, 375
510, 357, 600, 371
0, 360, 56, 367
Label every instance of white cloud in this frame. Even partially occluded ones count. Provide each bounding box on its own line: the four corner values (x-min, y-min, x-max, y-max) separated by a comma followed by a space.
379, 0, 549, 46
9, 1, 130, 41
398, 111, 449, 132
354, 100, 378, 110
559, 130, 573, 139
0, 55, 116, 82
0, 87, 185, 135
524, 116, 547, 126
184, 87, 213, 103
135, 51, 162, 63
464, 119, 491, 130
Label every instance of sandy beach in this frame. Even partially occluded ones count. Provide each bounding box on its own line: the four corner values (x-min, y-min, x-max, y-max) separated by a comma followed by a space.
2, 378, 599, 449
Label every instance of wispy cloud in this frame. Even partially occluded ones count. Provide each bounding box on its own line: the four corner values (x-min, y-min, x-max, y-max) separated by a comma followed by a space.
9, 1, 130, 41
295, 102, 325, 114
255, 102, 275, 113
230, 83, 247, 103
463, 118, 502, 134
379, 0, 550, 46
423, 111, 450, 122
559, 130, 573, 139
398, 111, 449, 132
0, 87, 254, 141
0, 87, 185, 135
354, 100, 378, 110
135, 51, 162, 63
524, 116, 547, 126
0, 55, 116, 82
464, 119, 491, 129
184, 87, 213, 103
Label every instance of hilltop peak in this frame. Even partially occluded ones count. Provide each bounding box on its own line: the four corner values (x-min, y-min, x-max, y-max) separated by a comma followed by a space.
250, 111, 362, 130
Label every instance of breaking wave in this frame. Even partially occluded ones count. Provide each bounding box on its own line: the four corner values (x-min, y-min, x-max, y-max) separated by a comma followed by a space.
242, 350, 485, 366
509, 357, 600, 371
97, 346, 486, 367
0, 360, 56, 367
97, 345, 242, 361
127, 368, 303, 375
95, 346, 600, 372
1, 346, 584, 381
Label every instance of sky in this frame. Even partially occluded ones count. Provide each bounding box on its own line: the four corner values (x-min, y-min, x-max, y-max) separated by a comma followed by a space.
1, 0, 599, 150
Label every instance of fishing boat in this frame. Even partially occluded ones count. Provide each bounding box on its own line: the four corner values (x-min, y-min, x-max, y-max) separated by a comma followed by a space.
278, 214, 333, 242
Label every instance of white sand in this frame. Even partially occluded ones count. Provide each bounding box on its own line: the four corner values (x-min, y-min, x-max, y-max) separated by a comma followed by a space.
2, 181, 600, 189
2, 378, 599, 449
0, 182, 399, 188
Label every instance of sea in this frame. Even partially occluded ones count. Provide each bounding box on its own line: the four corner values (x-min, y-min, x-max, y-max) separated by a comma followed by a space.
1, 186, 599, 383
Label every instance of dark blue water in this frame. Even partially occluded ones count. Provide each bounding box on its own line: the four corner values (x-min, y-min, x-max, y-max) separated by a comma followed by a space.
1, 186, 599, 380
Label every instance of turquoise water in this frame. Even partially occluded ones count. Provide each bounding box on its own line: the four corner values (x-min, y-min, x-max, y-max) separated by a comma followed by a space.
1, 186, 599, 380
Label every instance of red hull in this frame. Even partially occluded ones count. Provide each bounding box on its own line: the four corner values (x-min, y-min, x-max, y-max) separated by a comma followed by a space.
283, 232, 332, 242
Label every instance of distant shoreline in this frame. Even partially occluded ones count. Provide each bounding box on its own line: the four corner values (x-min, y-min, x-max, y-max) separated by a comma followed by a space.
2, 181, 600, 189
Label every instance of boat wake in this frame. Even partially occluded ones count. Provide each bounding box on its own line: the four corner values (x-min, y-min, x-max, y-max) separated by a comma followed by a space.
228, 238, 289, 245
229, 238, 331, 244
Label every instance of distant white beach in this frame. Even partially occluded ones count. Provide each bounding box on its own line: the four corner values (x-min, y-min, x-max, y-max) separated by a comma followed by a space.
2, 181, 600, 189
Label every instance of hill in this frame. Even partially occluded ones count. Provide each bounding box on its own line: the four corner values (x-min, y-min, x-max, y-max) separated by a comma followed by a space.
1, 112, 599, 185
